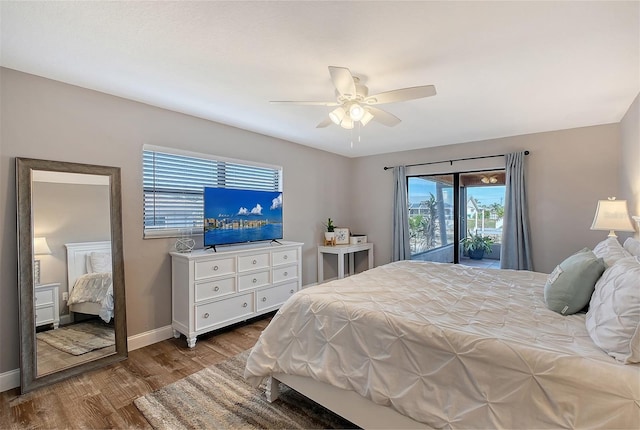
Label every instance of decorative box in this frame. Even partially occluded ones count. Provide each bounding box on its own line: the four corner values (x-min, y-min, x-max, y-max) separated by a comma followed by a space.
350, 235, 367, 245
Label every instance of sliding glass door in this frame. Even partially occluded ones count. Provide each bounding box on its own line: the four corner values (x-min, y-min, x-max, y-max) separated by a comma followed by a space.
408, 170, 505, 267
408, 174, 456, 263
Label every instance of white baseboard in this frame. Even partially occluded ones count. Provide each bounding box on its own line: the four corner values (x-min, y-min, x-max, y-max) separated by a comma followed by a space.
127, 324, 174, 351
0, 368, 20, 393
0, 324, 175, 393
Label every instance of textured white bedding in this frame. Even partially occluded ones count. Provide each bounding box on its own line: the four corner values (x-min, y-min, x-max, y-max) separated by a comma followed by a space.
245, 260, 640, 428
68, 272, 114, 323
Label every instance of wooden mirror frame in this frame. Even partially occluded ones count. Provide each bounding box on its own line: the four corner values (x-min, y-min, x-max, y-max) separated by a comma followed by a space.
16, 157, 127, 393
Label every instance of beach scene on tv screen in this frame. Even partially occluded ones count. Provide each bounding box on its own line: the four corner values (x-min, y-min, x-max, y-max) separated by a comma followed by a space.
204, 188, 283, 245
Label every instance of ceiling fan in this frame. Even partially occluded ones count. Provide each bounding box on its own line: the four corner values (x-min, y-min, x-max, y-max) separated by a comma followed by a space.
270, 66, 437, 129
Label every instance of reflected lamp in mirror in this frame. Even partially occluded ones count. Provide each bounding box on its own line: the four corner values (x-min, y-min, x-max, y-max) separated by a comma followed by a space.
590, 197, 635, 238
33, 236, 52, 285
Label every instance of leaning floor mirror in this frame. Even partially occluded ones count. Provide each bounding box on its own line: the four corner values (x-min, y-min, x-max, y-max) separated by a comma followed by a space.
16, 158, 127, 393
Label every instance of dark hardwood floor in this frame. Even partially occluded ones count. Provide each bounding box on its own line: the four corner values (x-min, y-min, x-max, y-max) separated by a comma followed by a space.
0, 315, 272, 429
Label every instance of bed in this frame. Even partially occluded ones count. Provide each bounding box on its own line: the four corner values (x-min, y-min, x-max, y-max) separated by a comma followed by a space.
65, 241, 115, 323
245, 246, 640, 428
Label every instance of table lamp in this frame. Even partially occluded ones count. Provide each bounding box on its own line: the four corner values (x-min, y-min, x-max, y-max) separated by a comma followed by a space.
34, 236, 52, 285
590, 197, 635, 238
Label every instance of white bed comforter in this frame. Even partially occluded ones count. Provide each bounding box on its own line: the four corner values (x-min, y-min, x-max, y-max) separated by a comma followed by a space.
245, 261, 640, 429
68, 272, 114, 323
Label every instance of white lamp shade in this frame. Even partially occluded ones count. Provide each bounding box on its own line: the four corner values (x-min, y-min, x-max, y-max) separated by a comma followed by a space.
340, 116, 354, 129
360, 110, 374, 126
590, 199, 635, 237
34, 237, 52, 255
329, 107, 346, 125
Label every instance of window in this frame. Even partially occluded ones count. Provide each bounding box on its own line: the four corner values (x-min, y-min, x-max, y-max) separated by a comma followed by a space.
143, 145, 282, 238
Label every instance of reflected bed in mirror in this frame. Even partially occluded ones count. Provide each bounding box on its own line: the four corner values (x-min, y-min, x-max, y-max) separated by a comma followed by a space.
36, 241, 117, 376
16, 158, 127, 393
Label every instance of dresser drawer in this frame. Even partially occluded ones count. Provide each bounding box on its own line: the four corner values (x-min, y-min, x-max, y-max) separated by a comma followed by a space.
272, 249, 297, 266
256, 282, 297, 312
195, 257, 235, 280
195, 293, 254, 330
273, 265, 297, 284
35, 305, 55, 325
238, 253, 269, 272
35, 288, 54, 306
238, 270, 270, 291
195, 276, 235, 302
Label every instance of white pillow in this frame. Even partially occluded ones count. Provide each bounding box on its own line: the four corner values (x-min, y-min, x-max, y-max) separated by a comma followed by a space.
623, 237, 640, 257
592, 237, 631, 268
585, 256, 640, 363
89, 251, 112, 273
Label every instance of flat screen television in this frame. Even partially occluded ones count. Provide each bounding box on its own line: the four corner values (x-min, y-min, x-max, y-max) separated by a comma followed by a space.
203, 187, 283, 249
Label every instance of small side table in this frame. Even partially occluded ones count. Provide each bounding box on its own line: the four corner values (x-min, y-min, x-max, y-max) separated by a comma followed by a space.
34, 282, 60, 329
317, 243, 374, 283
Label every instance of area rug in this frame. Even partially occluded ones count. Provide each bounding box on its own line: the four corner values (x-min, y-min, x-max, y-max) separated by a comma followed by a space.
134, 350, 356, 429
36, 321, 115, 355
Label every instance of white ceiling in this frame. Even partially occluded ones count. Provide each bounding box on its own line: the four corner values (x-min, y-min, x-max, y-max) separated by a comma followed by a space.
1, 1, 638, 158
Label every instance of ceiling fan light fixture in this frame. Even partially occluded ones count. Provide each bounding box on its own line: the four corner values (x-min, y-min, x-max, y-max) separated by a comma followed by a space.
360, 110, 374, 126
349, 103, 365, 121
340, 116, 354, 129
329, 107, 346, 125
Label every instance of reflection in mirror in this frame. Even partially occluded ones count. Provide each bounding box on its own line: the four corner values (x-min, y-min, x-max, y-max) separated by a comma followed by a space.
16, 158, 127, 393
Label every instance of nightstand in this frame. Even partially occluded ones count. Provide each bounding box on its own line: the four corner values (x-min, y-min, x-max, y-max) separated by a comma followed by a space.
35, 282, 60, 329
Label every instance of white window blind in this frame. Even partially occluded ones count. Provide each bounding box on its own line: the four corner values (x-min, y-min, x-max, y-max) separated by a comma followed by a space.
143, 146, 282, 238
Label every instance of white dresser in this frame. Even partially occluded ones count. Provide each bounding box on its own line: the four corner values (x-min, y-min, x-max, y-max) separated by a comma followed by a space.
170, 241, 303, 347
34, 282, 60, 329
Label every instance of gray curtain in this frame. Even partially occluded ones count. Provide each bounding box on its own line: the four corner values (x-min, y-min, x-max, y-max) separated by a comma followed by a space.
392, 165, 410, 261
500, 152, 533, 270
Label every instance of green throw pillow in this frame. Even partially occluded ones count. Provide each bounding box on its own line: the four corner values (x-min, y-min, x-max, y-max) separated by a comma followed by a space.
544, 248, 605, 315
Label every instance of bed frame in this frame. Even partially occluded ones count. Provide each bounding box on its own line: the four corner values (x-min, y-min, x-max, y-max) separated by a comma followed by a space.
65, 241, 111, 316
266, 374, 426, 429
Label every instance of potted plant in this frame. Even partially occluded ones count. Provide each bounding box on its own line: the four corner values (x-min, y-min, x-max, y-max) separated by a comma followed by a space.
323, 218, 335, 244
461, 231, 494, 260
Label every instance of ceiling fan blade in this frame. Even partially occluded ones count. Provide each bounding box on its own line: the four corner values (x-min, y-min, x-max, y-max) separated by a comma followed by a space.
367, 106, 401, 127
316, 117, 333, 128
270, 100, 339, 106
365, 85, 436, 105
328, 66, 356, 99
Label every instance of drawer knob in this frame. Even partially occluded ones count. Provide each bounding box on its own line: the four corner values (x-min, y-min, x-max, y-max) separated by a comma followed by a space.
262, 297, 267, 302
213, 265, 219, 271
290, 289, 294, 294
284, 255, 288, 260
242, 302, 248, 308
252, 259, 257, 264
214, 286, 220, 292
283, 271, 288, 277
203, 312, 210, 319
252, 278, 257, 283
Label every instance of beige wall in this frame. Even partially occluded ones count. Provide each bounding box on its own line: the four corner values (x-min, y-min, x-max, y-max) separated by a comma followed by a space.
620, 93, 640, 230
0, 68, 352, 373
350, 124, 623, 273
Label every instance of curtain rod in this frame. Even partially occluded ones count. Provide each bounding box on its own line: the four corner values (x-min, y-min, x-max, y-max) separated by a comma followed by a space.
383, 150, 529, 170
